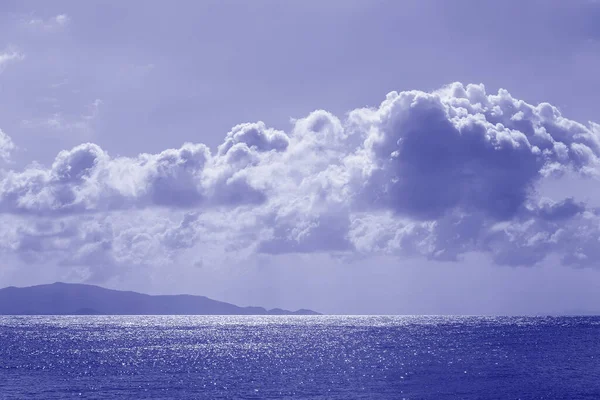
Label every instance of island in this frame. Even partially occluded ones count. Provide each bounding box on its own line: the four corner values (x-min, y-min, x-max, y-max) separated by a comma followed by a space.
0, 282, 320, 315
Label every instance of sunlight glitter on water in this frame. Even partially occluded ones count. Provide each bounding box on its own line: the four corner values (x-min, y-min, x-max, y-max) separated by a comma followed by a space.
1, 316, 599, 399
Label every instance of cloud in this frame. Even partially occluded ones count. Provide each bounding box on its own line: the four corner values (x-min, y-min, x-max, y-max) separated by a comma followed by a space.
340, 83, 600, 266
26, 14, 70, 30
55, 15, 70, 26
0, 131, 271, 215
0, 48, 24, 72
0, 129, 15, 162
22, 99, 102, 139
353, 84, 599, 220
1, 82, 600, 280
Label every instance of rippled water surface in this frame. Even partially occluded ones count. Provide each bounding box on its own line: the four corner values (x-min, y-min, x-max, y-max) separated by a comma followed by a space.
1, 316, 599, 399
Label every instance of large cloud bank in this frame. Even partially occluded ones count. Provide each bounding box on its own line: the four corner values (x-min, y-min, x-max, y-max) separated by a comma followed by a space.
2, 83, 600, 280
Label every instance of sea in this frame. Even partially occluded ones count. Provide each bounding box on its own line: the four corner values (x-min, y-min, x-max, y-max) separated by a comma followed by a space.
0, 316, 599, 399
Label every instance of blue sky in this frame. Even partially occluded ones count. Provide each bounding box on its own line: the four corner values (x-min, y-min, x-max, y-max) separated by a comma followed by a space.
1, 0, 600, 314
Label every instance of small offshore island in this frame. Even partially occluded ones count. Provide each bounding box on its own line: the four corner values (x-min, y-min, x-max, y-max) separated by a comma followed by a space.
0, 282, 320, 315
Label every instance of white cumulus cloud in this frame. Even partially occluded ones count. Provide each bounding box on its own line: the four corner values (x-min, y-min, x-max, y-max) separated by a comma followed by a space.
1, 82, 600, 282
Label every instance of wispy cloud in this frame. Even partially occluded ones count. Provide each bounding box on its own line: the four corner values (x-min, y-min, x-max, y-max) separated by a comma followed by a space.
26, 14, 70, 31
21, 98, 102, 139
54, 14, 70, 26
46, 98, 101, 131
0, 48, 25, 72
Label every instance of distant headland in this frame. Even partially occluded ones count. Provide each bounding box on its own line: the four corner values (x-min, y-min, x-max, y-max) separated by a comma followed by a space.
0, 282, 320, 316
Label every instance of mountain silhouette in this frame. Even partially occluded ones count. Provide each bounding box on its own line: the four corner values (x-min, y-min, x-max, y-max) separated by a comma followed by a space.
0, 282, 320, 315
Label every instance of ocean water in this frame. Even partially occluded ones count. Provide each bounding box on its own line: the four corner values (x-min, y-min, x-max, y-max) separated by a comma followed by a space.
0, 316, 599, 399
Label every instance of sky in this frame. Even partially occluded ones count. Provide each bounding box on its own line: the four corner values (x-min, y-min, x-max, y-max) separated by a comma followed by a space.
1, 0, 600, 315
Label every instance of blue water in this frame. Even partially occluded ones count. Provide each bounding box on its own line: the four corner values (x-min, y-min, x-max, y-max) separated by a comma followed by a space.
0, 316, 599, 399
